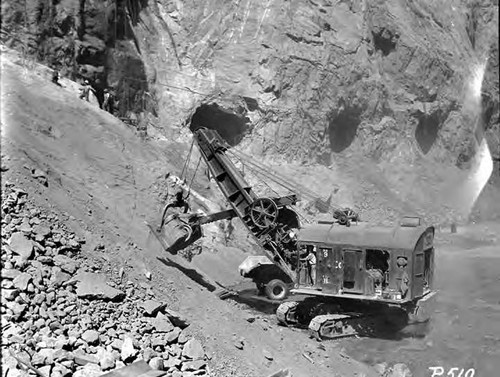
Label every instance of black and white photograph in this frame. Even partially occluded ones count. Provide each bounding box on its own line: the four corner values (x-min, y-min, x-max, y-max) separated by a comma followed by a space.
1, 1, 499, 376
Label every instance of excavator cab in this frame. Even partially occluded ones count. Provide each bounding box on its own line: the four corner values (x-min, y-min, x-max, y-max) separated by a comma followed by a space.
275, 217, 437, 339
293, 217, 436, 304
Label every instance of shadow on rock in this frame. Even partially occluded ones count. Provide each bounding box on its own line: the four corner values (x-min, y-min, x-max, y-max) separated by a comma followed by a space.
156, 256, 217, 292
229, 288, 281, 315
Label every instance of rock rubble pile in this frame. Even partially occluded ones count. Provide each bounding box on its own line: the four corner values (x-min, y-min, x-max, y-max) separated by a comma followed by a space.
1, 183, 209, 377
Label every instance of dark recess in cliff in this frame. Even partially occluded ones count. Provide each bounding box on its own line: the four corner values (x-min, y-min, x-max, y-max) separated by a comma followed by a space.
372, 27, 399, 56
415, 111, 442, 155
328, 105, 363, 153
481, 93, 496, 126
465, 0, 482, 49
189, 104, 251, 146
243, 97, 260, 112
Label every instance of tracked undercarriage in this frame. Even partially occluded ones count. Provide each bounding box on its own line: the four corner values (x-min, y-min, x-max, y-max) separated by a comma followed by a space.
276, 290, 435, 341
276, 300, 363, 340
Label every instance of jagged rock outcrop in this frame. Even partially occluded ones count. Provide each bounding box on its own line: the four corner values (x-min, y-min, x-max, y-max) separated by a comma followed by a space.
2, 0, 497, 164
133, 0, 498, 169
0, 0, 157, 116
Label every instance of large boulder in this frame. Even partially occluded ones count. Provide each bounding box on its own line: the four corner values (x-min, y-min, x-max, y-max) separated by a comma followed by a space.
148, 313, 174, 333
182, 339, 205, 361
72, 363, 102, 377
387, 363, 413, 377
70, 273, 125, 301
53, 255, 79, 274
12, 273, 31, 291
139, 300, 165, 317
81, 330, 100, 345
8, 233, 33, 261
120, 337, 138, 362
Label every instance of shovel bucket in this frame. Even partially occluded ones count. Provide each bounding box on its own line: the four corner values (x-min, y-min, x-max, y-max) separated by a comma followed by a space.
160, 215, 203, 254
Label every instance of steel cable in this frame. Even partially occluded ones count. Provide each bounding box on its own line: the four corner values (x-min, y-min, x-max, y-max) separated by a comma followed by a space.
180, 138, 195, 182
186, 157, 202, 199
227, 149, 343, 213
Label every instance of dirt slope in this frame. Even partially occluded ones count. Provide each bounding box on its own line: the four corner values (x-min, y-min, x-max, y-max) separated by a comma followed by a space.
1, 48, 380, 377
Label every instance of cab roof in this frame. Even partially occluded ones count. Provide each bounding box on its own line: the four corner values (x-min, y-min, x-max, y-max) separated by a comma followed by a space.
297, 222, 434, 251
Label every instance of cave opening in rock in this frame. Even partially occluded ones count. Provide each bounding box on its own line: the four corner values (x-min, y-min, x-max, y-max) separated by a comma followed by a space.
328, 107, 362, 153
372, 28, 398, 56
415, 112, 441, 155
189, 103, 251, 146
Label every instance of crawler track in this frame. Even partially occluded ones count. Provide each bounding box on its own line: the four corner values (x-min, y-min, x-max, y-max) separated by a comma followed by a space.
276, 301, 300, 325
308, 314, 359, 340
276, 299, 396, 340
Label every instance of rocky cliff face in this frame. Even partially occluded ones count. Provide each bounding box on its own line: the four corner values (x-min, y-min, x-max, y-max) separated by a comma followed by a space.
187, 0, 499, 166
2, 0, 499, 221
1, 0, 156, 115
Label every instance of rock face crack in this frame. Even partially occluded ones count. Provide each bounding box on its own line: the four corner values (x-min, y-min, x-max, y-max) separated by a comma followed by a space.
285, 32, 323, 46
290, 55, 322, 66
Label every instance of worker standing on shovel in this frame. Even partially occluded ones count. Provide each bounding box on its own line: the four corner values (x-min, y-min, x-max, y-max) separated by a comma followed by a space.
158, 189, 191, 231
170, 189, 190, 214
52, 69, 62, 86
103, 88, 114, 114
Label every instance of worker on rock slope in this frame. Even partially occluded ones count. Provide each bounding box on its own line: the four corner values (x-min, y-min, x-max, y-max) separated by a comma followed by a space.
79, 80, 94, 102
159, 189, 191, 231
52, 68, 62, 86
103, 88, 113, 114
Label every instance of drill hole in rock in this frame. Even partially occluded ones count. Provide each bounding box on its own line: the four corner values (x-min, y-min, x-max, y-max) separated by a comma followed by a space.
189, 103, 251, 146
328, 107, 362, 153
415, 112, 441, 155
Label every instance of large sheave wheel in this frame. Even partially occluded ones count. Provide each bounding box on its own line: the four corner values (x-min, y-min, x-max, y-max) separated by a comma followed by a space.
250, 198, 278, 229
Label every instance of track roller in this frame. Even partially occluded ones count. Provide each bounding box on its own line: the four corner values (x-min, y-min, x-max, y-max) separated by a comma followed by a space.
276, 301, 300, 325
308, 314, 358, 341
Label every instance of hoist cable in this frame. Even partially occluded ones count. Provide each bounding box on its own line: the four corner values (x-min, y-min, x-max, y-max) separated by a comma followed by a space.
227, 149, 343, 213
228, 150, 328, 203
229, 148, 339, 210
186, 157, 202, 199
225, 153, 312, 226
180, 138, 195, 182
228, 149, 309, 194
234, 152, 326, 201
227, 150, 297, 194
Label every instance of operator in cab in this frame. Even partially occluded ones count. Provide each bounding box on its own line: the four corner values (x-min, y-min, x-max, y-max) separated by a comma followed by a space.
396, 256, 410, 299
301, 246, 317, 286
